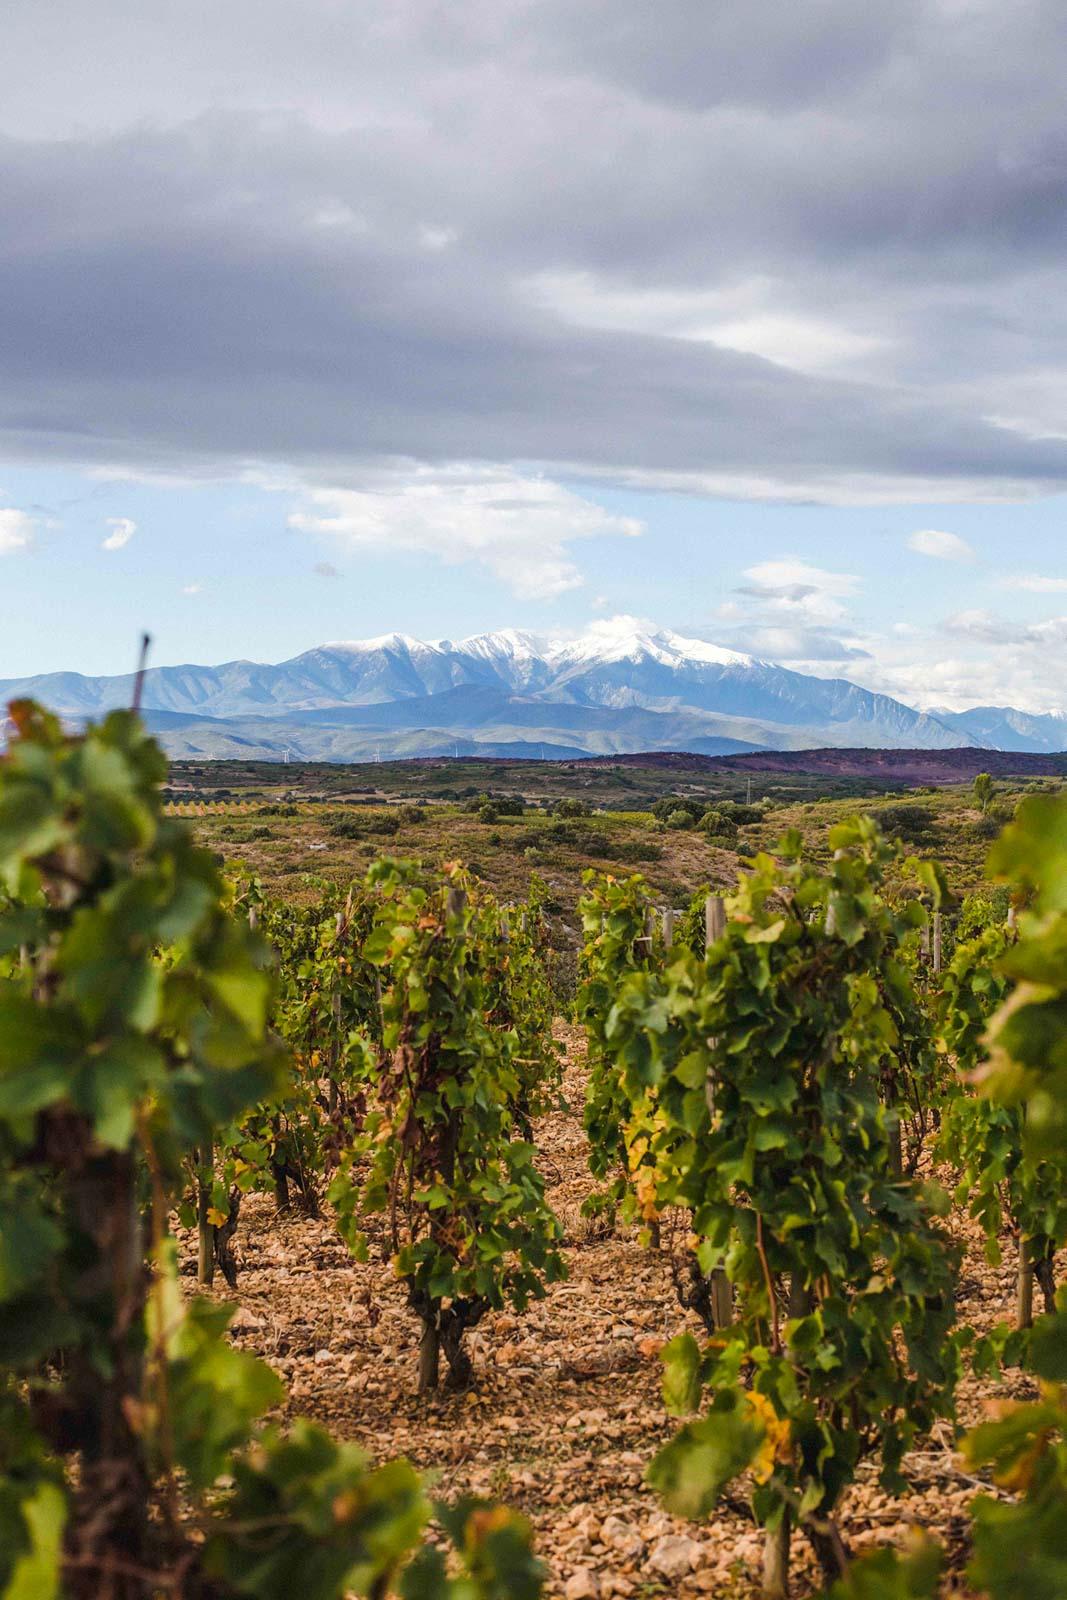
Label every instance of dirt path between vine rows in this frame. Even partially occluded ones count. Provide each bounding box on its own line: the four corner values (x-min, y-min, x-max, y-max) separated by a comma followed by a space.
191, 1024, 1036, 1598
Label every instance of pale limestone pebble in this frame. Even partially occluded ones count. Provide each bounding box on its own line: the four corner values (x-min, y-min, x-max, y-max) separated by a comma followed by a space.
564, 1570, 600, 1600
597, 1514, 644, 1561
647, 1533, 705, 1580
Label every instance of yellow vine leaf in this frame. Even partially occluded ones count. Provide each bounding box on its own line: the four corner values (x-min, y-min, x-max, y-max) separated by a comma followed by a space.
746, 1392, 792, 1483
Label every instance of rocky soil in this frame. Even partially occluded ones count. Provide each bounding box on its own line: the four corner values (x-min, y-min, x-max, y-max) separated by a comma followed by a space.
190, 1024, 1032, 1598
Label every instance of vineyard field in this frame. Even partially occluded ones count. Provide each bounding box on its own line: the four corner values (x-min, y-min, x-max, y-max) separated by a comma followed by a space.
184, 1024, 1036, 1598
4, 703, 1067, 1600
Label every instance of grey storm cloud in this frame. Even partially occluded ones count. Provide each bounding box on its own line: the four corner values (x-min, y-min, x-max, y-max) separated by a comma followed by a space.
4, 0, 1067, 497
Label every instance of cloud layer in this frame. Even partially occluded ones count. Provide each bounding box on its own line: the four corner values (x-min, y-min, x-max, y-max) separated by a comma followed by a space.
3, 0, 1067, 507
702, 545, 1067, 714
288, 465, 641, 598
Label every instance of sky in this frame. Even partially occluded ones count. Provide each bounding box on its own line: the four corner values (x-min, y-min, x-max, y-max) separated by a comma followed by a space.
2, 0, 1067, 712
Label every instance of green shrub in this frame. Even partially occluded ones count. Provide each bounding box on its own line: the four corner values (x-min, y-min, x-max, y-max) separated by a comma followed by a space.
701, 808, 739, 844
552, 797, 591, 818
651, 797, 704, 824
331, 817, 364, 840
611, 838, 663, 864
872, 803, 938, 847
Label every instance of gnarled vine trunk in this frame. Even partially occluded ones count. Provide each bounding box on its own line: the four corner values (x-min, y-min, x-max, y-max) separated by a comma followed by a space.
39, 1119, 152, 1599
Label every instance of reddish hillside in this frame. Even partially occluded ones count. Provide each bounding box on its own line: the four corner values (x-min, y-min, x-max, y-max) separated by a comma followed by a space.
574, 747, 1067, 783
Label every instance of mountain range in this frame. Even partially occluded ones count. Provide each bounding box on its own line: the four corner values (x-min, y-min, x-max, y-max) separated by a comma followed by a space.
2, 627, 1065, 761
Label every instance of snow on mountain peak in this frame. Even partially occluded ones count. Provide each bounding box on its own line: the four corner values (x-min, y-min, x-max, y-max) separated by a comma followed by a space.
658, 629, 756, 669
316, 617, 758, 681
453, 628, 548, 661
545, 618, 755, 670
321, 632, 443, 656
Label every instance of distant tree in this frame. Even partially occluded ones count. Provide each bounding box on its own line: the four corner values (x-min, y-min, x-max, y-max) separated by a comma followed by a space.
973, 772, 995, 812
651, 797, 703, 825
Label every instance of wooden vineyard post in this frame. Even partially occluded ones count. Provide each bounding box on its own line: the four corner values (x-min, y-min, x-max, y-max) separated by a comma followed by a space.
704, 894, 734, 1330
705, 893, 726, 950
1017, 1104, 1034, 1329
932, 911, 943, 974
662, 907, 676, 949
196, 1137, 215, 1286
762, 1509, 791, 1600
418, 1312, 441, 1395
1017, 1237, 1035, 1329
448, 886, 468, 922
328, 908, 344, 1115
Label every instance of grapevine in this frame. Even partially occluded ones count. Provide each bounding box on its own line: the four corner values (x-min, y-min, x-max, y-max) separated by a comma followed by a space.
0, 702, 545, 1600
593, 821, 962, 1593
577, 872, 665, 1235
818, 794, 1067, 1600
330, 860, 566, 1393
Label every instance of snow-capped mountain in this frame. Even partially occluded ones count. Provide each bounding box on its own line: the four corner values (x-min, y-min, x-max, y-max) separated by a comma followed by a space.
1, 623, 1061, 760
931, 705, 1067, 755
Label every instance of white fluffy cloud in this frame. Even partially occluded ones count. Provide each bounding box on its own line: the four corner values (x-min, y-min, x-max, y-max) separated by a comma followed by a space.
907, 528, 975, 561
101, 516, 136, 551
288, 465, 642, 599
822, 603, 1067, 713
710, 558, 867, 663
1004, 574, 1067, 592
738, 558, 860, 620
0, 508, 34, 553
711, 549, 1067, 708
